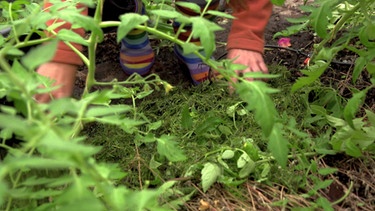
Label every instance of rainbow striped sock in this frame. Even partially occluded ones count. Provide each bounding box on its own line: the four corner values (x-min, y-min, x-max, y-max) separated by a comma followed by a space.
120, 29, 155, 76
173, 0, 220, 84
174, 44, 210, 84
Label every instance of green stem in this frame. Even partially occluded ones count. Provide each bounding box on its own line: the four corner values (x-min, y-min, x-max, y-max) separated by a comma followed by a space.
331, 181, 353, 206
153, 0, 166, 30
8, 3, 20, 44
174, 22, 186, 40
83, 0, 104, 95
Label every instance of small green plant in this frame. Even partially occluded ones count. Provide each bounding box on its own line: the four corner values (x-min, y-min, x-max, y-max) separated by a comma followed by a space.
0, 0, 293, 209
274, 0, 375, 157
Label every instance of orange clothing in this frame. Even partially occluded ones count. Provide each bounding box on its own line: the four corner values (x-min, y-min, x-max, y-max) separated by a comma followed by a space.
44, 0, 272, 66
227, 0, 273, 54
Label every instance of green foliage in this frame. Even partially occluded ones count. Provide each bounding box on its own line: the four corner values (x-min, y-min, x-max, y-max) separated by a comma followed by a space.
1, 0, 372, 209
275, 0, 375, 159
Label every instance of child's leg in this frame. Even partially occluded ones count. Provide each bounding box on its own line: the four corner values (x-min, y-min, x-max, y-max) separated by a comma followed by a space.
174, 0, 220, 84
91, 0, 154, 75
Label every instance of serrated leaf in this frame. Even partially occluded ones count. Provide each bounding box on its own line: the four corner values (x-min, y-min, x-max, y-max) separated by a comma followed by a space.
310, 1, 337, 38
156, 135, 187, 162
236, 81, 278, 137
190, 17, 222, 58
201, 163, 221, 192
221, 150, 235, 159
21, 39, 58, 70
117, 14, 149, 42
292, 61, 329, 92
268, 124, 289, 168
343, 89, 367, 129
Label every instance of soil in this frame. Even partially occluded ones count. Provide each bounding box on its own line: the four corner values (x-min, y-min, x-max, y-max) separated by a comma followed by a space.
73, 0, 374, 210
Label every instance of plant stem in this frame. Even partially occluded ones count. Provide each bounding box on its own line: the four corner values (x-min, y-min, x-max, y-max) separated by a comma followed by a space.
83, 0, 104, 95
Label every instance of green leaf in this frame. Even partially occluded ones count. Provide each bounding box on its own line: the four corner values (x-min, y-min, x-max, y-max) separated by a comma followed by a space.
292, 61, 329, 92
365, 109, 375, 126
136, 90, 154, 99
310, 0, 338, 38
318, 168, 338, 176
85, 104, 132, 117
181, 104, 193, 129
326, 115, 347, 127
343, 89, 367, 129
344, 139, 362, 157
218, 125, 232, 135
221, 150, 235, 159
314, 179, 333, 190
21, 39, 58, 70
238, 160, 255, 178
156, 135, 187, 162
359, 22, 375, 48
268, 124, 289, 168
21, 175, 73, 187
57, 29, 89, 46
236, 81, 278, 137
150, 10, 183, 19
205, 10, 234, 19
243, 141, 260, 161
367, 62, 375, 75
6, 47, 25, 57
124, 189, 159, 211
237, 152, 251, 168
190, 17, 222, 58
316, 197, 334, 211
201, 162, 221, 192
61, 10, 103, 42
195, 115, 222, 135
352, 57, 367, 83
0, 182, 7, 205
273, 22, 308, 38
175, 2, 201, 14
117, 14, 149, 42
180, 42, 202, 55
148, 120, 162, 131
5, 156, 75, 170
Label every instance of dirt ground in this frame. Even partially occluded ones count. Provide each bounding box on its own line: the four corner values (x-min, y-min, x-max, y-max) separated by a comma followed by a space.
74, 1, 374, 210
